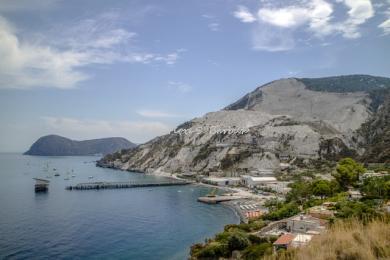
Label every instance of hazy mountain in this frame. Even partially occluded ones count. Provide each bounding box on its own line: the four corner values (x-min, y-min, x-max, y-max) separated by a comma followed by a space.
98, 75, 390, 175
25, 135, 136, 156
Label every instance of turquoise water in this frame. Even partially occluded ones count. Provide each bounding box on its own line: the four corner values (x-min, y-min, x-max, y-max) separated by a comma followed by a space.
0, 154, 238, 259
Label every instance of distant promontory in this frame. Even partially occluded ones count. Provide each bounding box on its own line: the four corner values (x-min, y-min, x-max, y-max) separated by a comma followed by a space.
24, 135, 136, 156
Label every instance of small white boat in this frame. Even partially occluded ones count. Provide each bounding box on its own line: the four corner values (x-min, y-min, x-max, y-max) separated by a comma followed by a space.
88, 176, 93, 179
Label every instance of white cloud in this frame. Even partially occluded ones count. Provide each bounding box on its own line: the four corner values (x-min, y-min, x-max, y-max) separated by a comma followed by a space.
338, 0, 375, 38
234, 0, 376, 51
208, 22, 220, 31
136, 110, 182, 118
379, 19, 390, 34
234, 6, 257, 23
0, 13, 182, 90
41, 116, 172, 143
168, 81, 192, 93
258, 7, 310, 28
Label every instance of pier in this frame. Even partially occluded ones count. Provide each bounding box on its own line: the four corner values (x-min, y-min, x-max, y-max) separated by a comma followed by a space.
66, 179, 193, 190
197, 194, 247, 204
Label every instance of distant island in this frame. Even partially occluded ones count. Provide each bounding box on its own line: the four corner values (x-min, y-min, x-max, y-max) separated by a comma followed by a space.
24, 135, 136, 156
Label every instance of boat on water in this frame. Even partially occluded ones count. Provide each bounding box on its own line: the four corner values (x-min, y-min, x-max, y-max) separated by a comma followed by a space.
54, 173, 60, 177
88, 176, 93, 179
71, 175, 76, 178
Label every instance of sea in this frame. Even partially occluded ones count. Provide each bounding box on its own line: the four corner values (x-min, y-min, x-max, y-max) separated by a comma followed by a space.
0, 153, 239, 260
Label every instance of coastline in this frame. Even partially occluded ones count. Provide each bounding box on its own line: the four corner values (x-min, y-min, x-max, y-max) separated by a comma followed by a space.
96, 163, 256, 224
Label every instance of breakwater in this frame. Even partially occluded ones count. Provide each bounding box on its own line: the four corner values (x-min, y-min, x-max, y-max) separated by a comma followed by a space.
66, 180, 193, 190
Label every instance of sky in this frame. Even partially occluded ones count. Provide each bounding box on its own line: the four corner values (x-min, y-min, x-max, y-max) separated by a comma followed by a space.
0, 0, 389, 152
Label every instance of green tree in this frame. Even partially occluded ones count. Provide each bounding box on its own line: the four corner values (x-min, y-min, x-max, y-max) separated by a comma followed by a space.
286, 181, 312, 204
333, 158, 365, 190
311, 179, 332, 199
361, 176, 390, 199
227, 232, 251, 252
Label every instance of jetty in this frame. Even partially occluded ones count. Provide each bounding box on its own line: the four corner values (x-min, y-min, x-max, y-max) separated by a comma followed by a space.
197, 194, 247, 204
66, 179, 193, 190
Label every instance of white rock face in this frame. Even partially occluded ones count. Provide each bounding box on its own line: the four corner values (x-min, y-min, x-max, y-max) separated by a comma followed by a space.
100, 78, 372, 176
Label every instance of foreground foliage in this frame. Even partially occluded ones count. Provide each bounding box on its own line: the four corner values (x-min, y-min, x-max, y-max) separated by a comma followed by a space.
265, 218, 390, 260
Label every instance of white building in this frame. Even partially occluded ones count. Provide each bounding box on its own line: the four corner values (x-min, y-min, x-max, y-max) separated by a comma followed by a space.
264, 182, 291, 194
291, 234, 313, 248
287, 215, 326, 234
202, 177, 241, 186
241, 175, 277, 188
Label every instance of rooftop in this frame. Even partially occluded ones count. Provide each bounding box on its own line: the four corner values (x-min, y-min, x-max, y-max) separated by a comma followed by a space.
273, 233, 295, 245
242, 175, 277, 182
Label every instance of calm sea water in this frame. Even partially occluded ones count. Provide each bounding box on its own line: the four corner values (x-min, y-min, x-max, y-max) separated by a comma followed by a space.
0, 153, 238, 260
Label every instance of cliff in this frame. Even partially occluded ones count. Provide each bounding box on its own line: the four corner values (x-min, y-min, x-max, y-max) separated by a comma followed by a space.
98, 75, 390, 175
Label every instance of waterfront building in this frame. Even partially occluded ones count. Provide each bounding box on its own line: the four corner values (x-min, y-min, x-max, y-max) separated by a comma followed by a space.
201, 177, 241, 186
241, 175, 277, 188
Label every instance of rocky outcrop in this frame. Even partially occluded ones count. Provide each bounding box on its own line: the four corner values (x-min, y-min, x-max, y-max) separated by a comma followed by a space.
98, 75, 390, 175
25, 135, 136, 156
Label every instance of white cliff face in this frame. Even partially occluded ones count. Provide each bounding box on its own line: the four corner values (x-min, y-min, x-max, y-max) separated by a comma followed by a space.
227, 79, 371, 133
100, 78, 374, 176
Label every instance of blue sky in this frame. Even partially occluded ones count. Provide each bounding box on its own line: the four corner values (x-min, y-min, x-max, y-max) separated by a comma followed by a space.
0, 0, 389, 152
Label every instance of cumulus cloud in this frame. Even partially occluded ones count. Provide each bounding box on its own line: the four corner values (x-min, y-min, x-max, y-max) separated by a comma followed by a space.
379, 19, 390, 34
234, 6, 257, 23
0, 13, 182, 90
234, 0, 376, 51
41, 116, 172, 143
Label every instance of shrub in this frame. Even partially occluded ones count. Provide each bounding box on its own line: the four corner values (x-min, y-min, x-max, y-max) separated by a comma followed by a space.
242, 243, 273, 260
227, 232, 251, 252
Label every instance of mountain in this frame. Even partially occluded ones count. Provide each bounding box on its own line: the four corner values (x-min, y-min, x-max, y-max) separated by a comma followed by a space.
98, 75, 390, 175
25, 135, 136, 156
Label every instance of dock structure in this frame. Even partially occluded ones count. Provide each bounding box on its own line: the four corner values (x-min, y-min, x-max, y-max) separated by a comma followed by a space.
66, 179, 193, 190
197, 194, 247, 204
33, 178, 50, 192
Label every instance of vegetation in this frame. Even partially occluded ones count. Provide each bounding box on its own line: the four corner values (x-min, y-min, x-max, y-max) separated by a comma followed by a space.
361, 175, 390, 199
263, 202, 300, 221
359, 89, 390, 163
265, 218, 390, 260
333, 158, 365, 190
190, 220, 270, 259
298, 75, 390, 95
190, 158, 390, 259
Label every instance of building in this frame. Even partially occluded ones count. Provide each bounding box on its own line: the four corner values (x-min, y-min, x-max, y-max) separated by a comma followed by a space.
201, 177, 241, 186
241, 175, 277, 188
245, 210, 263, 220
290, 234, 313, 248
279, 153, 290, 162
286, 215, 326, 234
264, 182, 291, 194
273, 233, 295, 251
